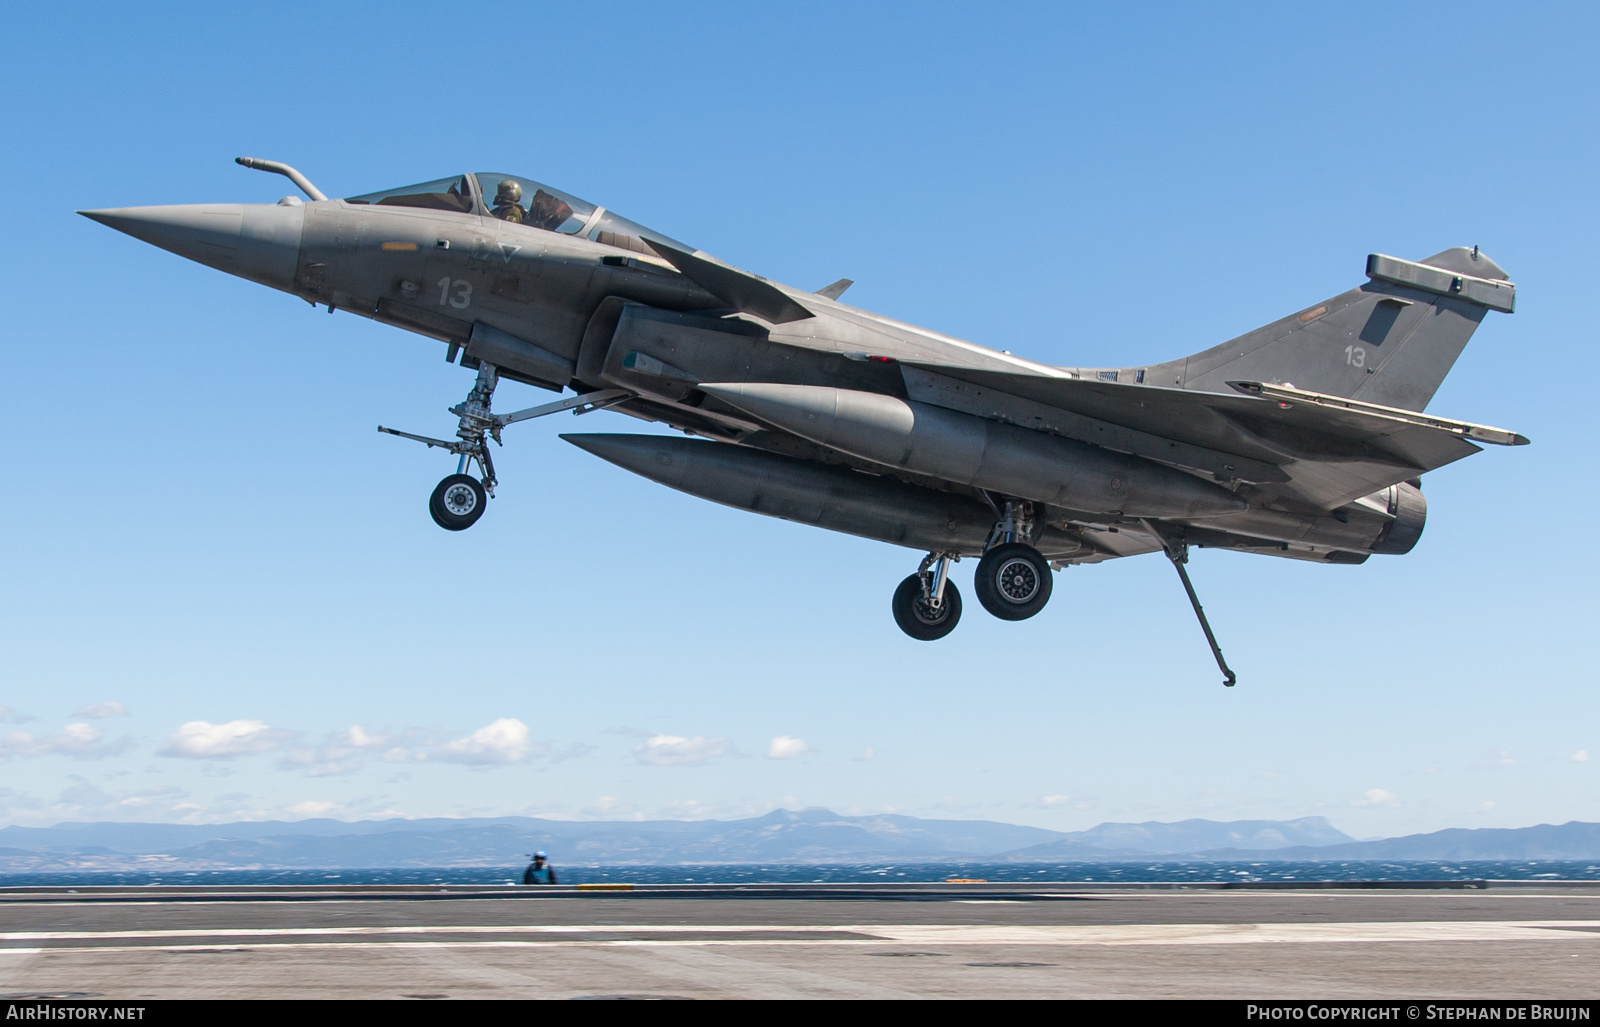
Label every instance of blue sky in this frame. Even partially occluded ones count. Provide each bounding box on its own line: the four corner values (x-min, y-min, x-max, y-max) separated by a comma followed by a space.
0, 2, 1594, 838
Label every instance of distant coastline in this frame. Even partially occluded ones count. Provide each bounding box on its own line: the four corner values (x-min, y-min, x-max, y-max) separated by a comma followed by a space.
2, 860, 1599, 887
2, 810, 1599, 872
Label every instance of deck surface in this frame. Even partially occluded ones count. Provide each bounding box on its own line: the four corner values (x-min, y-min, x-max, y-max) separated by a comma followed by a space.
1, 882, 1597, 999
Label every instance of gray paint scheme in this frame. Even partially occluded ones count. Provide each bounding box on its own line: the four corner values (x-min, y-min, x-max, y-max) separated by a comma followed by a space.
79, 161, 1526, 650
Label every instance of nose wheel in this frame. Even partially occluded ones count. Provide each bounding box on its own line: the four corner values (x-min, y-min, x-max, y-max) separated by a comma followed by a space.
429, 473, 487, 531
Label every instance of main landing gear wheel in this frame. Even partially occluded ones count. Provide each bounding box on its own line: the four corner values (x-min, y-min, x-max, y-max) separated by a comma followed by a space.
892, 573, 963, 641
974, 542, 1052, 621
429, 473, 487, 531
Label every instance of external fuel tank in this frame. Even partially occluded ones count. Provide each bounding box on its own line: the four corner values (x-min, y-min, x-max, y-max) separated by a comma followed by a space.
697, 383, 1248, 520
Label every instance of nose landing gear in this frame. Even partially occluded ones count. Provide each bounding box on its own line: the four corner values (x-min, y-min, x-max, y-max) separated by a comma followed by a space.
378, 361, 627, 531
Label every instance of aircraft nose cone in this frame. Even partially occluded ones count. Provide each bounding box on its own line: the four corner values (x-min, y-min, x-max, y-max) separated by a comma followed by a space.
80, 205, 246, 264
80, 202, 305, 291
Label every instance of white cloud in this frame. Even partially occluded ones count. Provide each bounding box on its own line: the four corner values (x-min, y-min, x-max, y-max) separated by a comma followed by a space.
0, 707, 35, 724
278, 724, 390, 777
1352, 788, 1400, 808
660, 799, 722, 819
143, 792, 392, 825
1, 723, 134, 760
56, 777, 189, 818
160, 720, 283, 759
766, 736, 813, 760
584, 796, 640, 818
1016, 793, 1091, 813
344, 725, 381, 748
73, 701, 129, 719
369, 720, 555, 767
0, 781, 192, 827
855, 746, 876, 761
634, 734, 733, 766
432, 718, 535, 766
1574, 750, 1591, 763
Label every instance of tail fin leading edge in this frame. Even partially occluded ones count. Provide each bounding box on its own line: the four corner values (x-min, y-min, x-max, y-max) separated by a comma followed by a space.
1154, 247, 1514, 412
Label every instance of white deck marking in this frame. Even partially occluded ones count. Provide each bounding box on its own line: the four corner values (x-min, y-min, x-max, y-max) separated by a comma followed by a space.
871, 921, 1600, 946
0, 921, 1597, 953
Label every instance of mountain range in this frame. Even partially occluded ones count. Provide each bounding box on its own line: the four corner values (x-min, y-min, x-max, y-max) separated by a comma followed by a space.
0, 810, 1595, 870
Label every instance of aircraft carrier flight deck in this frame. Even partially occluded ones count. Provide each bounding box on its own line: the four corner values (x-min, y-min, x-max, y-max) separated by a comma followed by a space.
1, 882, 1597, 1000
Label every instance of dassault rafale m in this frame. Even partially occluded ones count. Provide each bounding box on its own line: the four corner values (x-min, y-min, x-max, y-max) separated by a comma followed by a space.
81, 159, 1527, 684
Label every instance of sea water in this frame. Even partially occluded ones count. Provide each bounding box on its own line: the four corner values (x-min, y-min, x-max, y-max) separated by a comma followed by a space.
1, 861, 1597, 887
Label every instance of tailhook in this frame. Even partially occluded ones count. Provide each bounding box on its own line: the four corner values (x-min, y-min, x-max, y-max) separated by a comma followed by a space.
1140, 521, 1237, 687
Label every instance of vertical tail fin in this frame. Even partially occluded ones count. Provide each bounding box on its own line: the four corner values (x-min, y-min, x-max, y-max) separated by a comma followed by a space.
1150, 247, 1514, 412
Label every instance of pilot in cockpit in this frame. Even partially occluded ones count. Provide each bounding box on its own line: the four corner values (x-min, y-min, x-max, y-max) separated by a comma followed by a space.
491, 179, 528, 224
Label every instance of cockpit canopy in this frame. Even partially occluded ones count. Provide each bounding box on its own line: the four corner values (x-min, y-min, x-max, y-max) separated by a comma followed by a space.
347, 173, 687, 253
347, 174, 476, 214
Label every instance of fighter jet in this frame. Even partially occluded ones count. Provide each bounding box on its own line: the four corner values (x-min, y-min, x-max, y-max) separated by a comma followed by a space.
81, 159, 1526, 683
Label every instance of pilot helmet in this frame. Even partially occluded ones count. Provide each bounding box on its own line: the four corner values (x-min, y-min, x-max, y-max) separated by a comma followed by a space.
535, 851, 547, 858
495, 180, 523, 206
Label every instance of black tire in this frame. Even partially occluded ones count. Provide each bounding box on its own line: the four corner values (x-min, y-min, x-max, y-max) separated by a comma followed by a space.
429, 474, 487, 531
974, 542, 1052, 620
891, 573, 963, 641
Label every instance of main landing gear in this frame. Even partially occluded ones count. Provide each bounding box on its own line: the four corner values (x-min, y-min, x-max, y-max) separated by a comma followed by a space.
974, 543, 1052, 621
892, 552, 963, 641
888, 507, 1239, 687
972, 498, 1052, 621
378, 361, 626, 531
891, 499, 1053, 640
